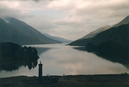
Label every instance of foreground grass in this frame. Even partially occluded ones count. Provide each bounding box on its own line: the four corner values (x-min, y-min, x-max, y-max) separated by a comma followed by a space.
0, 74, 129, 87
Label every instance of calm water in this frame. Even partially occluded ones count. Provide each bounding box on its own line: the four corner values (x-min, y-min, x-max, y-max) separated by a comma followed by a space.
0, 44, 129, 78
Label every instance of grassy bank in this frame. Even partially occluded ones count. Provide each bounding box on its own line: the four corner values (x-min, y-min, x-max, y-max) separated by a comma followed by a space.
0, 74, 129, 87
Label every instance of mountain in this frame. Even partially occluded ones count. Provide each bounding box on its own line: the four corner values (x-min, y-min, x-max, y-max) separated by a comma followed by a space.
81, 25, 111, 39
113, 15, 129, 27
0, 18, 31, 44
85, 23, 129, 65
69, 15, 129, 46
87, 23, 128, 46
75, 23, 129, 65
69, 15, 129, 65
69, 25, 111, 46
43, 33, 72, 43
0, 17, 59, 45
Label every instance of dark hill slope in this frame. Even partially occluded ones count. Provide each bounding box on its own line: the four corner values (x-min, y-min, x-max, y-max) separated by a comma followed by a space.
69, 23, 128, 46
0, 18, 32, 44
69, 15, 129, 46
5, 17, 59, 44
70, 16, 129, 65
71, 23, 129, 65
88, 23, 128, 46
0, 18, 59, 45
113, 15, 129, 27
87, 23, 129, 64
81, 25, 111, 39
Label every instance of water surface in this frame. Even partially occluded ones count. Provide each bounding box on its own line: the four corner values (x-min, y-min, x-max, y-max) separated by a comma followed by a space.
0, 44, 129, 78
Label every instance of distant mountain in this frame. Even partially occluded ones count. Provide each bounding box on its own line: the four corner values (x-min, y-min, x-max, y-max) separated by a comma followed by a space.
69, 15, 129, 46
81, 25, 111, 39
43, 33, 72, 43
0, 17, 59, 45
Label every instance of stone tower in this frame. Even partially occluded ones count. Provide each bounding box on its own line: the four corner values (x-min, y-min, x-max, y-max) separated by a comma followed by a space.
38, 61, 43, 78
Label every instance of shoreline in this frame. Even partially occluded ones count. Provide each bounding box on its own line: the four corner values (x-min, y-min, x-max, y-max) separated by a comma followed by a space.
0, 74, 129, 87
1, 73, 128, 78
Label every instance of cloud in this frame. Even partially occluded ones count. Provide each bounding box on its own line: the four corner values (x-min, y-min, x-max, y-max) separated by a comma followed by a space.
33, 0, 54, 2
75, 0, 128, 18
33, 0, 40, 2
24, 16, 57, 32
0, 0, 128, 40
47, 0, 129, 40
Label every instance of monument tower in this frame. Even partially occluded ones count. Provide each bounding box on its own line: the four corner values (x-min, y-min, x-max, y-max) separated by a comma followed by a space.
38, 61, 43, 78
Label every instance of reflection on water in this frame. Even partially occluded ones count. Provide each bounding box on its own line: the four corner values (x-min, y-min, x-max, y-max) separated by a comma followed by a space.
74, 46, 129, 69
0, 43, 39, 73
0, 44, 129, 78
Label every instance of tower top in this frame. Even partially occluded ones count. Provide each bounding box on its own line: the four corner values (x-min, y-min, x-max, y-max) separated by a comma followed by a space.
40, 61, 41, 64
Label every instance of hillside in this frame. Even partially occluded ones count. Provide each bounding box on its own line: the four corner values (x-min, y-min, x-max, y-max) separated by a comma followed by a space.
113, 15, 129, 27
81, 25, 111, 39
69, 23, 128, 46
69, 15, 129, 46
73, 24, 129, 65
69, 15, 129, 65
0, 18, 32, 44
0, 17, 59, 45
86, 23, 129, 65
87, 23, 128, 46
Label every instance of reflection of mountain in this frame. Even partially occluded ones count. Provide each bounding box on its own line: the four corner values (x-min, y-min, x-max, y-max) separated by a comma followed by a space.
74, 46, 129, 69
0, 17, 59, 45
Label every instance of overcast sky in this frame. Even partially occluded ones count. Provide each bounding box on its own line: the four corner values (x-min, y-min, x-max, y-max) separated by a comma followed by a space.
0, 0, 128, 40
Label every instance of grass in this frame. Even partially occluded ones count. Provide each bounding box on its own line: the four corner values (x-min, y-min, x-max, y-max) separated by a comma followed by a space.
0, 74, 129, 87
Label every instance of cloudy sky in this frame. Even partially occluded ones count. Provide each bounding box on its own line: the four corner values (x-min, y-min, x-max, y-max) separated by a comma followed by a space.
0, 0, 128, 40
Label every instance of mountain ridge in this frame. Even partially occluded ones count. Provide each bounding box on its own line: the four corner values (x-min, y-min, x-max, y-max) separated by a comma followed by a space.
113, 15, 129, 27
81, 25, 111, 39
69, 15, 129, 46
69, 15, 129, 65
0, 17, 60, 45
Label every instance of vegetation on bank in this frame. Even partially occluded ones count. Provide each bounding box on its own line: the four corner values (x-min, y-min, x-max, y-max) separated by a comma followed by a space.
0, 42, 39, 71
